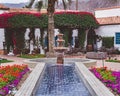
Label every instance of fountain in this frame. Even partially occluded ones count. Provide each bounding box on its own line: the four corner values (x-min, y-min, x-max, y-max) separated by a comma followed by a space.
30, 33, 93, 96
54, 33, 68, 64
15, 36, 114, 96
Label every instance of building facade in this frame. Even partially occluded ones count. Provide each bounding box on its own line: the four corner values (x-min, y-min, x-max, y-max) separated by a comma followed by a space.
95, 6, 120, 50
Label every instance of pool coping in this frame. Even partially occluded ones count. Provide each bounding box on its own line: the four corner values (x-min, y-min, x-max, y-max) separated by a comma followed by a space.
23, 58, 97, 69
76, 62, 114, 96
15, 62, 45, 96
15, 59, 114, 96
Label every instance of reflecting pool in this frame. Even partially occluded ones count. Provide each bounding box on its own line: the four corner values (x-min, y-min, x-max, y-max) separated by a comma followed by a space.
34, 64, 91, 96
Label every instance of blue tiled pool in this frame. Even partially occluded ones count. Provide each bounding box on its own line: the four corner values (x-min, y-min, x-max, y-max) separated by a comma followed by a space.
34, 64, 91, 96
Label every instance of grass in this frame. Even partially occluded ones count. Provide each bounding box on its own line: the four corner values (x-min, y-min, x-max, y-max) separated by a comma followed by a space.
105, 59, 120, 63
18, 54, 46, 59
0, 59, 13, 63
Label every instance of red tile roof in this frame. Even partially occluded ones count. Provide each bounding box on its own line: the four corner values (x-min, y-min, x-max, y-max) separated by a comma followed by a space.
97, 16, 120, 25
95, 6, 120, 11
9, 8, 47, 13
0, 4, 9, 10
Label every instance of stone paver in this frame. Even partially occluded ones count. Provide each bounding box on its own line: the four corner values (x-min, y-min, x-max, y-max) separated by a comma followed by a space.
76, 62, 114, 96
96, 60, 120, 71
15, 63, 45, 96
0, 54, 119, 96
0, 55, 25, 66
0, 54, 120, 71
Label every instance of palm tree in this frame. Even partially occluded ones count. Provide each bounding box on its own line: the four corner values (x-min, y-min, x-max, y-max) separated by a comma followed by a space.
76, 0, 78, 10
26, 0, 71, 56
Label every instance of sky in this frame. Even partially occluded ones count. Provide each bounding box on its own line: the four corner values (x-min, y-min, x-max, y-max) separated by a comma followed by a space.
0, 0, 29, 3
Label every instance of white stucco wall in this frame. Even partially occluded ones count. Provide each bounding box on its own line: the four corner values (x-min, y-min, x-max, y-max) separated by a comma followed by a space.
0, 10, 8, 14
0, 29, 5, 49
95, 8, 120, 18
0, 10, 8, 49
95, 25, 120, 50
0, 10, 5, 14
25, 28, 41, 40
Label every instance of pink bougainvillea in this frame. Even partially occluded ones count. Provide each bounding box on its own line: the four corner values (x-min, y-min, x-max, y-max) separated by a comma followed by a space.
90, 67, 120, 95
0, 12, 41, 28
0, 11, 98, 28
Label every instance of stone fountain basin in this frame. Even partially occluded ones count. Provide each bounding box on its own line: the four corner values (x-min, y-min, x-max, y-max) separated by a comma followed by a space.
15, 58, 114, 96
54, 47, 68, 52
23, 58, 96, 69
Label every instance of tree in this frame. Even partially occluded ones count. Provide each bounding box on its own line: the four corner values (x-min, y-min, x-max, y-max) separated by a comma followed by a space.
76, 0, 78, 10
26, 0, 71, 56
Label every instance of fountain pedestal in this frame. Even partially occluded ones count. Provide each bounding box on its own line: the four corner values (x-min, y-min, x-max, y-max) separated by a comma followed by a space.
54, 33, 68, 64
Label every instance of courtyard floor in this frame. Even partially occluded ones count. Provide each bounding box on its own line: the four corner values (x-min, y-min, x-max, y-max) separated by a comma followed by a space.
0, 54, 119, 96
0, 54, 120, 71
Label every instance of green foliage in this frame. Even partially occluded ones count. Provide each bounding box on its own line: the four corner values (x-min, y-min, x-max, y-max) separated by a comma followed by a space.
8, 14, 41, 28
3, 74, 15, 82
0, 59, 13, 63
54, 14, 79, 28
54, 14, 98, 28
99, 69, 116, 82
80, 15, 98, 28
39, 14, 48, 28
8, 12, 99, 29
106, 59, 120, 63
78, 28, 86, 48
63, 29, 69, 46
0, 80, 7, 88
18, 54, 46, 59
15, 28, 26, 54
102, 72, 116, 82
4, 28, 26, 54
102, 37, 114, 48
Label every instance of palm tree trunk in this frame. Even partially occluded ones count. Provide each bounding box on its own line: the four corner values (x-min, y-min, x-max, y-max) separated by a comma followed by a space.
26, 0, 35, 8
76, 0, 78, 10
46, 0, 56, 57
48, 13, 55, 53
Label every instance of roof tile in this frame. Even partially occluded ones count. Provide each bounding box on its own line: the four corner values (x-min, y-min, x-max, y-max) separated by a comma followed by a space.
97, 16, 120, 25
0, 4, 9, 10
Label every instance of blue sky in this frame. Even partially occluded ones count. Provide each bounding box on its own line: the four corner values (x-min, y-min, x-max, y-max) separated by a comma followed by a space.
0, 0, 29, 3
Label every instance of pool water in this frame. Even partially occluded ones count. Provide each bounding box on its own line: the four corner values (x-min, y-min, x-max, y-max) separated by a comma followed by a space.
34, 64, 91, 96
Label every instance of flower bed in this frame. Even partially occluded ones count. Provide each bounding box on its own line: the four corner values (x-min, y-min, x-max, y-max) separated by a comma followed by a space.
0, 64, 29, 96
90, 67, 120, 95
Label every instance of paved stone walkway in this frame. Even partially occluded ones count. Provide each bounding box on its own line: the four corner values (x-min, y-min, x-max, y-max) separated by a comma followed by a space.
0, 54, 120, 71
0, 55, 25, 66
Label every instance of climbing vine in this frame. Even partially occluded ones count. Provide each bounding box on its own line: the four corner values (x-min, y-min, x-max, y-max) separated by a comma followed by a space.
78, 28, 86, 48
0, 11, 99, 29
0, 11, 99, 53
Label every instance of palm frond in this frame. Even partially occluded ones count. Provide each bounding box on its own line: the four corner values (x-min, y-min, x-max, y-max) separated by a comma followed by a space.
25, 0, 35, 8
62, 0, 67, 10
35, 1, 43, 11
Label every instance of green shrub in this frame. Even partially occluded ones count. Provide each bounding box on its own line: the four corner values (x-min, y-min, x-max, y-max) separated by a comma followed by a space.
102, 37, 114, 48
